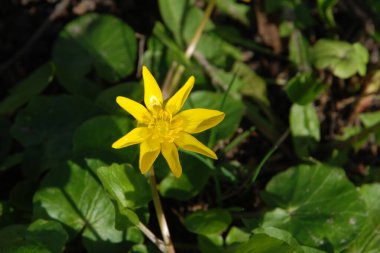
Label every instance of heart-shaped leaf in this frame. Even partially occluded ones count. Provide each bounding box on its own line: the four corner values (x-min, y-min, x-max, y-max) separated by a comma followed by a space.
33, 160, 130, 252
262, 164, 366, 251
53, 14, 137, 97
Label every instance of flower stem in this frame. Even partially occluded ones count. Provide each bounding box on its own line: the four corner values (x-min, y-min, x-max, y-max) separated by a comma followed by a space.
149, 167, 175, 253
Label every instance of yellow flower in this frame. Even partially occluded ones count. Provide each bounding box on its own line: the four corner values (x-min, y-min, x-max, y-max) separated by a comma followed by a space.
112, 66, 225, 177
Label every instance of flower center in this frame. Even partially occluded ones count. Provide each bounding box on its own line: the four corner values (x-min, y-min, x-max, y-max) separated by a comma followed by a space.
149, 108, 177, 142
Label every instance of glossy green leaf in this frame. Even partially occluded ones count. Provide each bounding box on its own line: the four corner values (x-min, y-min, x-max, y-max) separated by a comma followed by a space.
0, 63, 54, 115
346, 184, 380, 252
0, 225, 46, 253
0, 220, 68, 253
97, 163, 151, 210
158, 0, 187, 45
225, 227, 250, 246
10, 95, 99, 177
95, 82, 143, 115
11, 95, 99, 147
290, 103, 320, 158
184, 209, 232, 235
73, 115, 137, 163
158, 153, 213, 200
26, 219, 68, 253
262, 164, 366, 250
53, 14, 137, 97
183, 91, 244, 141
227, 227, 303, 253
33, 160, 129, 252
312, 39, 369, 79
286, 73, 326, 105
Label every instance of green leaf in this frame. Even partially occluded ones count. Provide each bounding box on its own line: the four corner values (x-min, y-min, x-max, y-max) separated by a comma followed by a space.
182, 7, 215, 43
11, 95, 99, 147
225, 227, 250, 246
290, 103, 320, 158
95, 82, 143, 115
184, 91, 244, 141
215, 0, 250, 26
0, 220, 68, 253
0, 63, 54, 115
317, 0, 338, 27
346, 184, 380, 252
73, 115, 137, 163
198, 234, 225, 253
194, 32, 243, 67
33, 160, 129, 252
158, 0, 187, 45
151, 22, 189, 68
10, 95, 99, 177
0, 225, 49, 253
360, 111, 380, 127
234, 62, 270, 107
289, 30, 312, 71
53, 14, 137, 97
312, 39, 369, 79
227, 227, 303, 253
97, 163, 151, 210
184, 209, 232, 235
286, 73, 326, 105
26, 219, 68, 253
262, 164, 366, 251
158, 153, 213, 200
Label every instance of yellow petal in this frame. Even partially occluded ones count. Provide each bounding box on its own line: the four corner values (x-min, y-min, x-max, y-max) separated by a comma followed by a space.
161, 142, 182, 177
165, 76, 194, 115
116, 96, 151, 123
175, 132, 217, 159
142, 66, 163, 111
139, 138, 161, 174
173, 109, 225, 133
112, 127, 151, 149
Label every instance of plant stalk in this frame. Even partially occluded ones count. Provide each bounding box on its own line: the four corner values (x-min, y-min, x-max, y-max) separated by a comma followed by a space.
149, 167, 175, 253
